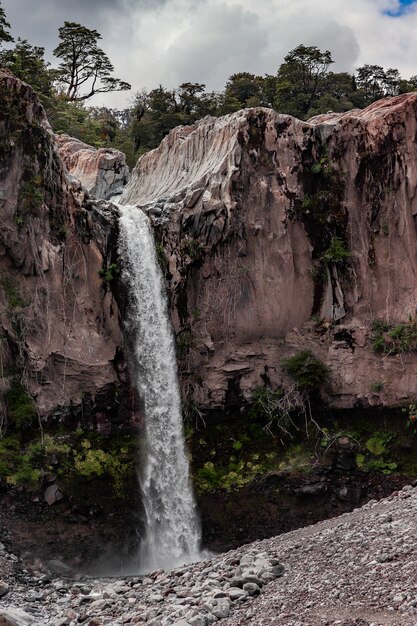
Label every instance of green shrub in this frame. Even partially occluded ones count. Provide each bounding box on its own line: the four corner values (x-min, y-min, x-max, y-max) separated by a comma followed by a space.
73, 439, 131, 497
322, 236, 351, 265
0, 277, 25, 308
281, 350, 330, 390
370, 381, 384, 393
184, 238, 205, 261
5, 381, 37, 429
99, 262, 119, 282
156, 242, 168, 272
371, 318, 417, 354
17, 175, 43, 216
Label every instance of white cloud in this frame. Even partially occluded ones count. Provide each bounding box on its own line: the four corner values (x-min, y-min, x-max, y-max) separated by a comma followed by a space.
3, 0, 417, 108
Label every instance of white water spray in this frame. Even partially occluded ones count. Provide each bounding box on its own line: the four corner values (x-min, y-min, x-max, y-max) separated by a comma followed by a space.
118, 204, 202, 573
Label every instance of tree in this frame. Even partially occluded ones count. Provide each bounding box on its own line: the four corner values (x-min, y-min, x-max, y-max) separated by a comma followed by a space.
275, 45, 334, 118
0, 1, 13, 47
0, 39, 53, 100
53, 22, 131, 101
355, 64, 386, 104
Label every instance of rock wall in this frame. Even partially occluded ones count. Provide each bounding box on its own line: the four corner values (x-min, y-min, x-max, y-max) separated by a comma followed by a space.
56, 135, 129, 201
120, 96, 417, 411
0, 71, 135, 430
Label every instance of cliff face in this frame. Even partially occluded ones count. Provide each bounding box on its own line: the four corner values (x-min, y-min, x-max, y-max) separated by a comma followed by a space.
121, 96, 417, 410
56, 135, 129, 200
0, 71, 133, 430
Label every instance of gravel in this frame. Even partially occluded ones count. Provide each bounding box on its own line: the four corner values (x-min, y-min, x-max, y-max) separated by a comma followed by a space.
2, 485, 417, 626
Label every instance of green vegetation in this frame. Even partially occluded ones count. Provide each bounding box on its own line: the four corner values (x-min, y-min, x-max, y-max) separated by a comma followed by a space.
73, 439, 131, 497
370, 381, 384, 393
0, 277, 25, 308
5, 381, 37, 429
53, 22, 131, 102
371, 318, 417, 354
176, 330, 194, 356
1, 0, 415, 164
17, 174, 43, 216
99, 262, 119, 283
0, 1, 12, 46
156, 242, 168, 273
0, 428, 135, 495
183, 238, 205, 262
322, 236, 351, 266
281, 350, 330, 390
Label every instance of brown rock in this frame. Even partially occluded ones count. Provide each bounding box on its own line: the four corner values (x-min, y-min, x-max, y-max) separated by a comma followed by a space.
56, 135, 129, 200
121, 96, 417, 411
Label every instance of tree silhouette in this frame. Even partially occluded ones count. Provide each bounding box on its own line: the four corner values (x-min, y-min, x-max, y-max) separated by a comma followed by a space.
0, 1, 13, 46
53, 22, 131, 101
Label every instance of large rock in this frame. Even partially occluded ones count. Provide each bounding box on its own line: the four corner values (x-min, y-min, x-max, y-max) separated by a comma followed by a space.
0, 71, 134, 428
120, 96, 417, 411
56, 135, 129, 200
0, 609, 35, 626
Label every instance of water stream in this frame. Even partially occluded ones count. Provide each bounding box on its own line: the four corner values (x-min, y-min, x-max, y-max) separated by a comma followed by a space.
118, 204, 202, 573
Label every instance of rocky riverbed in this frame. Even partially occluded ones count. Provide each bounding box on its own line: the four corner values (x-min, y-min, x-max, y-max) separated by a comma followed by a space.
1, 484, 417, 626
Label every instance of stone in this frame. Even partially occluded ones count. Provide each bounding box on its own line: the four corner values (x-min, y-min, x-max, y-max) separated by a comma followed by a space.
188, 616, 206, 626
271, 564, 285, 577
0, 609, 35, 626
242, 582, 260, 597
227, 588, 248, 601
56, 135, 129, 201
120, 95, 417, 414
0, 582, 9, 598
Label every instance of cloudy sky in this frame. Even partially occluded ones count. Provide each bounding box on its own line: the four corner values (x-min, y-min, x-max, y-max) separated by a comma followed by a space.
3, 0, 417, 108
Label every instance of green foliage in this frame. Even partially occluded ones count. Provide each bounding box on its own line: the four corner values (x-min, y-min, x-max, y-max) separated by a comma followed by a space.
0, 429, 134, 495
0, 1, 13, 46
183, 238, 205, 262
363, 432, 397, 474
17, 174, 43, 217
281, 350, 330, 390
322, 236, 351, 265
176, 330, 194, 356
274, 45, 334, 118
249, 385, 283, 420
370, 381, 384, 393
0, 277, 25, 308
365, 435, 387, 456
156, 242, 168, 273
99, 262, 119, 283
5, 381, 37, 429
0, 39, 54, 101
402, 403, 417, 428
53, 22, 131, 102
73, 439, 130, 497
194, 456, 268, 493
371, 318, 417, 354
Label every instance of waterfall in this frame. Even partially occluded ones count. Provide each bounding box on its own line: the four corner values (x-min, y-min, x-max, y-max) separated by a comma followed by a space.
118, 204, 202, 573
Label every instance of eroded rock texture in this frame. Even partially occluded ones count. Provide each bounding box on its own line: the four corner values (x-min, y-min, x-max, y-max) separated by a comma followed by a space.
0, 71, 134, 429
121, 96, 417, 411
56, 135, 129, 201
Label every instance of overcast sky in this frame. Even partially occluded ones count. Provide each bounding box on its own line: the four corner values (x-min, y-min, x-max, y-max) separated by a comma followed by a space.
3, 0, 417, 108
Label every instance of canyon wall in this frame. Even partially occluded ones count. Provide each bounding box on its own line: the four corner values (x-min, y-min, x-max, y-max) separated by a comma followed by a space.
2, 69, 417, 426
121, 96, 417, 411
0, 71, 134, 431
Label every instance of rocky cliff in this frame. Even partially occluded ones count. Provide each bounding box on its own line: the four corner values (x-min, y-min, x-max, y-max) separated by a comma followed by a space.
0, 71, 133, 430
2, 69, 417, 425
56, 134, 129, 200
121, 96, 417, 411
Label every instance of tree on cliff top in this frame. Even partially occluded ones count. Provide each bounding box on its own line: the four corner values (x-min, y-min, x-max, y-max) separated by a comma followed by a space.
0, 1, 13, 46
275, 44, 334, 117
53, 22, 131, 101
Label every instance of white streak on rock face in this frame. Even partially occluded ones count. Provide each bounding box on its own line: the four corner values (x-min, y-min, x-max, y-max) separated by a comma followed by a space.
118, 204, 201, 573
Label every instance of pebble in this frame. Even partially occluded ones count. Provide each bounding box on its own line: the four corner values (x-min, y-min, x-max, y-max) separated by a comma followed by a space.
3, 485, 417, 626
